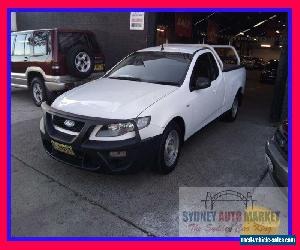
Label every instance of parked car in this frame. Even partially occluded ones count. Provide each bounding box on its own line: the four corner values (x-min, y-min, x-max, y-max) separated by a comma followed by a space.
265, 120, 288, 192
241, 56, 256, 70
260, 60, 279, 83
253, 57, 266, 70
11, 28, 105, 106
40, 44, 246, 174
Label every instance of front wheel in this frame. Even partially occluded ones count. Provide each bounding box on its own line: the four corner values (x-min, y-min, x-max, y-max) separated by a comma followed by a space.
155, 121, 182, 174
30, 77, 56, 106
31, 77, 47, 107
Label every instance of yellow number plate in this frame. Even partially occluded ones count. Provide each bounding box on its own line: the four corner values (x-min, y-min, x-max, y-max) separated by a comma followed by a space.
51, 140, 75, 156
94, 64, 104, 71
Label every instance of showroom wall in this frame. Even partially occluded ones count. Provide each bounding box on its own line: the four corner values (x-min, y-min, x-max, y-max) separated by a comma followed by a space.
16, 12, 155, 68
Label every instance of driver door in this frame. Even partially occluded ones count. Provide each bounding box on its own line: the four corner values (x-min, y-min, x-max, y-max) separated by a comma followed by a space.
188, 51, 221, 133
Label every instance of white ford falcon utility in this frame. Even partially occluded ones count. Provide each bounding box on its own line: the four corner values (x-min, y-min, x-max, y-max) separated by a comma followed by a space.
40, 44, 246, 174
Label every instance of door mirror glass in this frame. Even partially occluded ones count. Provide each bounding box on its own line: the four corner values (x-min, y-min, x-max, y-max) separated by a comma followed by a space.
193, 77, 211, 90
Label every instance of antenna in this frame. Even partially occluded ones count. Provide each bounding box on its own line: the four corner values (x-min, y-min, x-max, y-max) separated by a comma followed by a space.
161, 43, 164, 51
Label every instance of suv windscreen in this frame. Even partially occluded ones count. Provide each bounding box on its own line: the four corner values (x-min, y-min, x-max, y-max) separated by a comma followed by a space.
11, 35, 16, 55
58, 32, 100, 53
14, 34, 27, 56
105, 52, 192, 86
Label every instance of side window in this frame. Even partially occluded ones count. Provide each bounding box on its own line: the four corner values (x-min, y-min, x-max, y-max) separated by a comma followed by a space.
208, 53, 219, 81
11, 35, 16, 55
58, 32, 88, 53
24, 33, 32, 56
14, 34, 26, 56
33, 31, 48, 56
190, 53, 211, 88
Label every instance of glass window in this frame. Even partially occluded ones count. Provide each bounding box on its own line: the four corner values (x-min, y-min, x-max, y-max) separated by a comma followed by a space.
58, 32, 89, 53
192, 53, 211, 79
11, 35, 16, 55
190, 53, 213, 89
14, 34, 26, 56
208, 53, 219, 80
105, 52, 192, 86
87, 33, 100, 51
33, 31, 48, 55
25, 33, 32, 55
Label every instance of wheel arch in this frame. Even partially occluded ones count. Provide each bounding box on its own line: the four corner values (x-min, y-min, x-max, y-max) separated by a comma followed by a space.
26, 70, 45, 87
237, 87, 244, 106
166, 116, 186, 144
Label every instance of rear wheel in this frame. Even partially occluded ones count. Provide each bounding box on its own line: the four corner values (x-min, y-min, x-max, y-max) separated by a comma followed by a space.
155, 121, 182, 174
66, 45, 95, 78
224, 94, 239, 122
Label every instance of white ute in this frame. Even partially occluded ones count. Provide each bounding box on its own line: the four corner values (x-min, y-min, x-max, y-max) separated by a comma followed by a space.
40, 44, 246, 174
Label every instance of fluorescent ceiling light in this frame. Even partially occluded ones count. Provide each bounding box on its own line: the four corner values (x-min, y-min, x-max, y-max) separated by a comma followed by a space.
269, 15, 277, 20
276, 30, 280, 34
242, 28, 250, 33
253, 20, 266, 27
261, 44, 271, 48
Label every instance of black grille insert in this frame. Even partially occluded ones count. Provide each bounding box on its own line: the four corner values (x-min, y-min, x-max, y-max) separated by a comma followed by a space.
52, 115, 85, 133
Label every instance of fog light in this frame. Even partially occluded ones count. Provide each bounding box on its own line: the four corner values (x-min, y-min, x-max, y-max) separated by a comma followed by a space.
109, 151, 127, 158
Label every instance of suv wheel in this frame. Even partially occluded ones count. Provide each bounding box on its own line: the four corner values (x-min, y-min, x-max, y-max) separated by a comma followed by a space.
155, 121, 182, 174
31, 77, 46, 107
66, 45, 95, 78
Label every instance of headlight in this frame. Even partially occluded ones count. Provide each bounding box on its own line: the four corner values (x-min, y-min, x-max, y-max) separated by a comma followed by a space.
134, 116, 151, 130
96, 122, 135, 137
95, 116, 151, 138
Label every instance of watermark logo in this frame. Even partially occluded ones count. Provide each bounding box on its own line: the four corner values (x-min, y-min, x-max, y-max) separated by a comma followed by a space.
179, 187, 287, 237
201, 190, 256, 210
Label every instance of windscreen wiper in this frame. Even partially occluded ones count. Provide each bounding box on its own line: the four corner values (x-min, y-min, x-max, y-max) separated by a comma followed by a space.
108, 76, 142, 82
150, 80, 180, 86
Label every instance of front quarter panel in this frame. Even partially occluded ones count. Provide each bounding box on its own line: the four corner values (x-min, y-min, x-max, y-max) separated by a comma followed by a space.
138, 86, 192, 141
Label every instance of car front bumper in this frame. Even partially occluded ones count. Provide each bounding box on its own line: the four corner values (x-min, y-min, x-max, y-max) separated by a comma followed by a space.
265, 137, 288, 187
40, 103, 161, 173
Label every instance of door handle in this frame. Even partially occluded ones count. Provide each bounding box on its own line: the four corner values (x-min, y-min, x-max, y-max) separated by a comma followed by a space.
24, 56, 29, 62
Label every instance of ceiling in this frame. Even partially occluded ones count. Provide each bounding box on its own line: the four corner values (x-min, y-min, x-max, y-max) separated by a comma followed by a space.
157, 12, 288, 38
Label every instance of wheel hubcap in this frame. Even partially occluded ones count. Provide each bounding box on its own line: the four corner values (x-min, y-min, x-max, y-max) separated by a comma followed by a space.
232, 98, 238, 117
75, 52, 91, 72
33, 83, 43, 104
164, 130, 180, 167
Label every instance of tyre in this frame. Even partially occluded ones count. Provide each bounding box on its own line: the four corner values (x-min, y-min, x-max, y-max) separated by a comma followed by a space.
155, 121, 182, 174
30, 77, 47, 107
66, 45, 95, 78
223, 94, 239, 122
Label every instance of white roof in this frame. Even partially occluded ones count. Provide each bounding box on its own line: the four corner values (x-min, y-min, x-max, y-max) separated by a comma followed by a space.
138, 44, 210, 54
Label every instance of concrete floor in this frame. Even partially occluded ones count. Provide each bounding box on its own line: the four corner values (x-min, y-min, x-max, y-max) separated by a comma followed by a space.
11, 70, 280, 237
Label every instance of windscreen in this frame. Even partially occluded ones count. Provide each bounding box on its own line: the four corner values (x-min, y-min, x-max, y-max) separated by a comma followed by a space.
105, 51, 192, 86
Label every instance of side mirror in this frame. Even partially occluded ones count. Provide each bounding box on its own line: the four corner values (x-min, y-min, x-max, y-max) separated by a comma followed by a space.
192, 77, 211, 91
